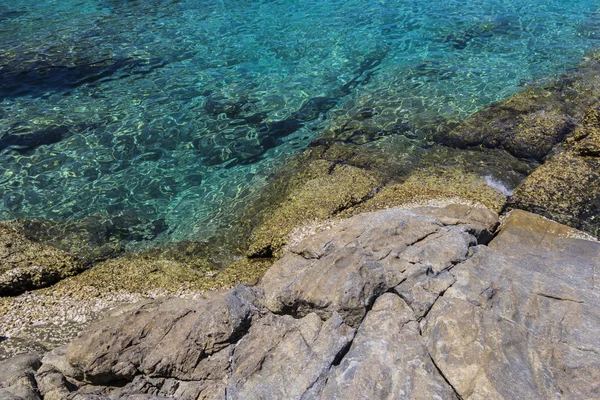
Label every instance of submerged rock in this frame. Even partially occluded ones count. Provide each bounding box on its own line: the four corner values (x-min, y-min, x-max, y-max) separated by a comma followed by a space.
432, 49, 600, 161
11, 211, 168, 264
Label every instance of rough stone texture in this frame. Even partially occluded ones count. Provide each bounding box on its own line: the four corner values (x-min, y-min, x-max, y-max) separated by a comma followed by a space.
3, 205, 600, 399
422, 209, 600, 399
0, 245, 271, 361
0, 224, 83, 296
350, 166, 509, 215
261, 207, 482, 327
228, 312, 354, 399
509, 101, 600, 237
63, 285, 260, 385
0, 353, 41, 400
321, 293, 458, 399
435, 100, 575, 160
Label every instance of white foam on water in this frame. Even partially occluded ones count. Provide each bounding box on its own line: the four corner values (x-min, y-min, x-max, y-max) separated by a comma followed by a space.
485, 175, 514, 196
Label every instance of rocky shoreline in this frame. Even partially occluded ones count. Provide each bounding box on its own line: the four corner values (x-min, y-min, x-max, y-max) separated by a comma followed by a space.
2, 204, 599, 399
2, 47, 600, 399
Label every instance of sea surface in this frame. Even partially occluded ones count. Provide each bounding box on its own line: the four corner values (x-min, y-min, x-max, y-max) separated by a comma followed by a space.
1, 0, 599, 247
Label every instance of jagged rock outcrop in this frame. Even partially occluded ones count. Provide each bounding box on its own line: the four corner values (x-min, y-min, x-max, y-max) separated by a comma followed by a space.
2, 204, 599, 399
260, 206, 491, 327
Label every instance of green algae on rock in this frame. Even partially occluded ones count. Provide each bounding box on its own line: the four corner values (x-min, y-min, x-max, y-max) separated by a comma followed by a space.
508, 102, 600, 238
0, 224, 83, 296
244, 125, 534, 260
431, 49, 600, 161
349, 166, 507, 216
247, 159, 381, 258
8, 211, 167, 264
508, 150, 600, 237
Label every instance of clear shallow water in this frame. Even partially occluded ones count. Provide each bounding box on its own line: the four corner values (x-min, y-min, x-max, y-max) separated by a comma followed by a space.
0, 0, 599, 246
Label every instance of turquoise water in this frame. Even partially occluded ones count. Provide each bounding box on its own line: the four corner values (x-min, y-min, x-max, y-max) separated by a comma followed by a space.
1, 0, 599, 246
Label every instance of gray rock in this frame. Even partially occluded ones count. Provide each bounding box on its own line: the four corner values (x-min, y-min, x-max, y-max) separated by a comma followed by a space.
45, 285, 261, 399
9, 204, 599, 400
395, 269, 456, 319
261, 208, 483, 327
0, 353, 42, 400
321, 293, 458, 400
228, 312, 355, 399
422, 210, 600, 399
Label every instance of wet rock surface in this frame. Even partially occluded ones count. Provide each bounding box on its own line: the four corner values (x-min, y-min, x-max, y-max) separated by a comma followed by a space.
0, 224, 83, 296
4, 204, 597, 399
432, 49, 600, 161
509, 101, 600, 237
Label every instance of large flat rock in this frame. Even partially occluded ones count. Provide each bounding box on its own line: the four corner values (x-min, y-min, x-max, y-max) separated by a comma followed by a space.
422, 209, 600, 399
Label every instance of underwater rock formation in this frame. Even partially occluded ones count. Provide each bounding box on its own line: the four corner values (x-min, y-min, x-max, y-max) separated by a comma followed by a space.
10, 211, 168, 264
3, 204, 599, 399
432, 49, 600, 161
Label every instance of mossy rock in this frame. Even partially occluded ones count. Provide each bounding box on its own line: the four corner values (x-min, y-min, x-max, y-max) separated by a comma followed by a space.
581, 101, 600, 128
247, 160, 381, 257
569, 126, 600, 157
348, 166, 508, 216
508, 151, 600, 237
507, 111, 574, 160
431, 49, 600, 161
9, 211, 167, 264
433, 89, 575, 160
0, 224, 83, 296
509, 100, 600, 238
45, 239, 272, 297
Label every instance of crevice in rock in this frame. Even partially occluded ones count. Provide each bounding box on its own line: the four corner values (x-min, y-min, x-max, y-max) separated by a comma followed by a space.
417, 281, 452, 325
405, 227, 442, 249
331, 329, 357, 368
426, 352, 463, 400
534, 292, 584, 304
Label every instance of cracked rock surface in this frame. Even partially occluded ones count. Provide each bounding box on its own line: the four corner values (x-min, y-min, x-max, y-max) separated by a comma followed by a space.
3, 204, 600, 399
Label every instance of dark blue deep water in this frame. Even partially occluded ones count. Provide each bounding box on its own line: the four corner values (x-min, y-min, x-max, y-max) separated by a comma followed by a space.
1, 0, 599, 245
